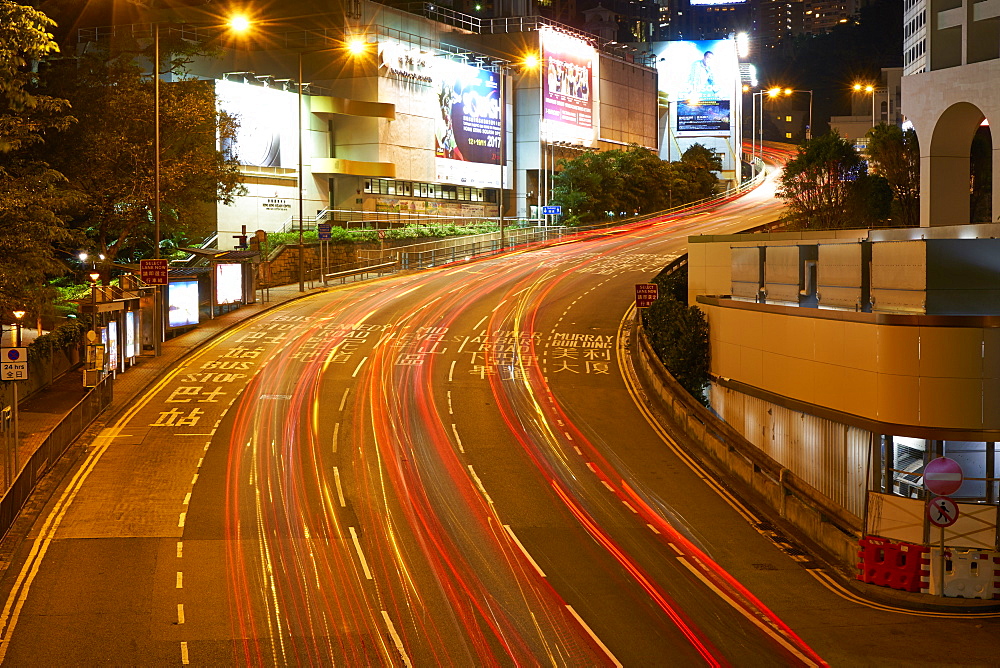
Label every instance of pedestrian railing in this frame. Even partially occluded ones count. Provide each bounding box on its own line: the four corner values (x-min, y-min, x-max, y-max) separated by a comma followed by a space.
0, 374, 113, 540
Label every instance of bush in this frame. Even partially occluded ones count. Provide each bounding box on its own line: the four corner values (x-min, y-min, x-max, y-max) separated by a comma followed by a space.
643, 266, 711, 405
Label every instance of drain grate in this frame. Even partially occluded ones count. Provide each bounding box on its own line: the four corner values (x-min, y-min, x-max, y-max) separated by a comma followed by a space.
751, 562, 779, 571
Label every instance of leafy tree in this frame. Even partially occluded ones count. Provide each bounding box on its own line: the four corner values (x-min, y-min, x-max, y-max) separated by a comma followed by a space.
0, 2, 79, 319
865, 124, 919, 227
777, 131, 874, 229
36, 47, 244, 263
551, 143, 719, 224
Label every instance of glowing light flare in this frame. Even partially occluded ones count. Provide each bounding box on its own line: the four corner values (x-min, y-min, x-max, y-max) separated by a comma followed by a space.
228, 14, 252, 33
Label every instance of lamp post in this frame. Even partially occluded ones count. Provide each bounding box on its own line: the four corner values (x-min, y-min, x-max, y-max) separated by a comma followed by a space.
10, 309, 24, 482
498, 62, 507, 250
853, 83, 877, 127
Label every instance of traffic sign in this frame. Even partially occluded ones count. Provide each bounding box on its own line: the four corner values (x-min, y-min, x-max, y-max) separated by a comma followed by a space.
377, 229, 387, 240
923, 457, 964, 496
139, 258, 169, 285
541, 205, 562, 215
927, 496, 959, 528
0, 347, 28, 381
635, 283, 659, 308
317, 223, 332, 240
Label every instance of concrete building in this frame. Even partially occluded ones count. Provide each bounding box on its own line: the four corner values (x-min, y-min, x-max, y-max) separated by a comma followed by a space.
81, 3, 658, 250
686, 0, 1000, 598
829, 67, 903, 146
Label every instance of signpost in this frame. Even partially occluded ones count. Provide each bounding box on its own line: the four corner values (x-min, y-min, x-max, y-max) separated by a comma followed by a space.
924, 456, 964, 594
139, 258, 169, 285
635, 283, 659, 308
317, 224, 332, 286
0, 347, 26, 489
541, 205, 562, 216
317, 223, 332, 240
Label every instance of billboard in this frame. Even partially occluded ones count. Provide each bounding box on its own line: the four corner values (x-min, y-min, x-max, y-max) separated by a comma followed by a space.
215, 263, 243, 305
653, 40, 737, 137
433, 59, 502, 187
168, 280, 200, 328
216, 79, 298, 167
540, 27, 597, 140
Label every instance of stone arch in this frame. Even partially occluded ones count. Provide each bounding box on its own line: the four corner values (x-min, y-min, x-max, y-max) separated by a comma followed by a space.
921, 102, 987, 226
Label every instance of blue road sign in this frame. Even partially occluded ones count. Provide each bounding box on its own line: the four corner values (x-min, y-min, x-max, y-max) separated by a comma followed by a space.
541, 205, 562, 215
317, 223, 332, 240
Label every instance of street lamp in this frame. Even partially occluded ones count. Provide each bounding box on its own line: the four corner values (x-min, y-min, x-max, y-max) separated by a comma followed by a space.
11, 311, 25, 348
853, 82, 877, 127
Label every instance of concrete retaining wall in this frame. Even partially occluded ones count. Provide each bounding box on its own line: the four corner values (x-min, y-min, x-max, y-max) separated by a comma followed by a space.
633, 323, 860, 570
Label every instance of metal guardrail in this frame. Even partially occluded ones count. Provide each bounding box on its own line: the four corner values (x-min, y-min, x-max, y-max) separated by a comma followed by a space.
0, 374, 113, 540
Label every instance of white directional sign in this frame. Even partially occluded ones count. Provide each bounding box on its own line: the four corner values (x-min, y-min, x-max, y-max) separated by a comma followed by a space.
0, 347, 28, 381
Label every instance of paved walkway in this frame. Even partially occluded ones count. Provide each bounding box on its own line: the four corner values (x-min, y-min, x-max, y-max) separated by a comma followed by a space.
6, 283, 327, 488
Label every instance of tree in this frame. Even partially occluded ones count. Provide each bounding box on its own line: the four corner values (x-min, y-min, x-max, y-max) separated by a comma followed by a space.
865, 124, 919, 227
644, 265, 710, 404
551, 144, 719, 224
0, 2, 79, 318
777, 132, 873, 229
37, 48, 244, 262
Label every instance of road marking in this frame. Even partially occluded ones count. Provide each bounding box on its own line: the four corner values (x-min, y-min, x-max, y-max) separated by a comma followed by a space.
180, 641, 189, 664
565, 605, 621, 667
381, 611, 413, 668
177, 604, 185, 625
675, 556, 821, 667
176, 542, 183, 558
573, 446, 583, 456
333, 467, 347, 507
621, 500, 638, 514
457, 336, 470, 353
646, 524, 661, 535
468, 466, 493, 505
183, 493, 191, 505
191, 473, 198, 485
333, 423, 340, 454
448, 360, 456, 383
447, 390, 454, 414
473, 314, 489, 330
600, 480, 615, 492
178, 513, 186, 528
352, 357, 368, 378
492, 299, 507, 312
504, 525, 546, 578
563, 432, 573, 441
176, 572, 183, 588
196, 458, 203, 468
585, 462, 597, 473
451, 424, 465, 453
349, 527, 373, 580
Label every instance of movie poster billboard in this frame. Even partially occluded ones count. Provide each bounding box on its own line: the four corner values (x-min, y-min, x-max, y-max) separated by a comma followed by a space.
433, 58, 501, 188
216, 79, 298, 167
540, 27, 596, 138
653, 39, 737, 136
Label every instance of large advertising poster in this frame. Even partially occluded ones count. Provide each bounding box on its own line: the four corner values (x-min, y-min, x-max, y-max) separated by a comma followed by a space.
653, 40, 737, 136
540, 28, 596, 139
216, 79, 298, 167
433, 59, 501, 188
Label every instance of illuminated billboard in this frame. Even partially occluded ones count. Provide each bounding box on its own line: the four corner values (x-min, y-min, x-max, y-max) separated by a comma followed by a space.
433, 59, 502, 188
541, 28, 597, 140
168, 281, 200, 328
216, 79, 298, 167
653, 40, 737, 136
215, 263, 243, 305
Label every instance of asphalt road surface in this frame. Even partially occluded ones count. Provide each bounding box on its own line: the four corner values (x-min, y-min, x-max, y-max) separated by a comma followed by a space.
0, 161, 998, 666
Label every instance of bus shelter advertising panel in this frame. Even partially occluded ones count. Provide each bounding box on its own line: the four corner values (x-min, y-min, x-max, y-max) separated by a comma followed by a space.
168, 280, 200, 328
654, 40, 737, 136
215, 263, 244, 305
541, 28, 596, 139
433, 59, 501, 187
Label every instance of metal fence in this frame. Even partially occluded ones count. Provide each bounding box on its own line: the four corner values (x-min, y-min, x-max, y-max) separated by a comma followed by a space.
0, 374, 113, 540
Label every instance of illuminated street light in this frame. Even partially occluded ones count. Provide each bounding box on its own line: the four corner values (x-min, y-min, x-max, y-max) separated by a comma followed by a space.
853, 82, 878, 127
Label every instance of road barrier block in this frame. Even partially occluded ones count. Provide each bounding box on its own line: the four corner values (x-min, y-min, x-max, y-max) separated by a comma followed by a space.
857, 536, 929, 593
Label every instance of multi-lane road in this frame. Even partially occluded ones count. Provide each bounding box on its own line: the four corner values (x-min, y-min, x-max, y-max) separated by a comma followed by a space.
0, 161, 998, 666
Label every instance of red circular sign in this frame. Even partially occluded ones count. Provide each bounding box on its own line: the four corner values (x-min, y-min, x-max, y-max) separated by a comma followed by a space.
923, 457, 964, 496
927, 496, 959, 528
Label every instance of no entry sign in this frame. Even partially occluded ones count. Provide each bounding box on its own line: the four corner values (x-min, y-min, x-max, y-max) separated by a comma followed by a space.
923, 457, 964, 497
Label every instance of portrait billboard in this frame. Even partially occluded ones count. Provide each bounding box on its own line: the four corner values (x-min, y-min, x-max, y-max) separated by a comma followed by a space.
540, 28, 596, 139
653, 39, 737, 136
216, 79, 298, 168
215, 263, 243, 305
168, 280, 200, 328
433, 59, 502, 187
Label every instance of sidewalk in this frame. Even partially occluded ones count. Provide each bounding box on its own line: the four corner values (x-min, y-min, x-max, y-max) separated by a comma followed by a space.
5, 282, 328, 487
